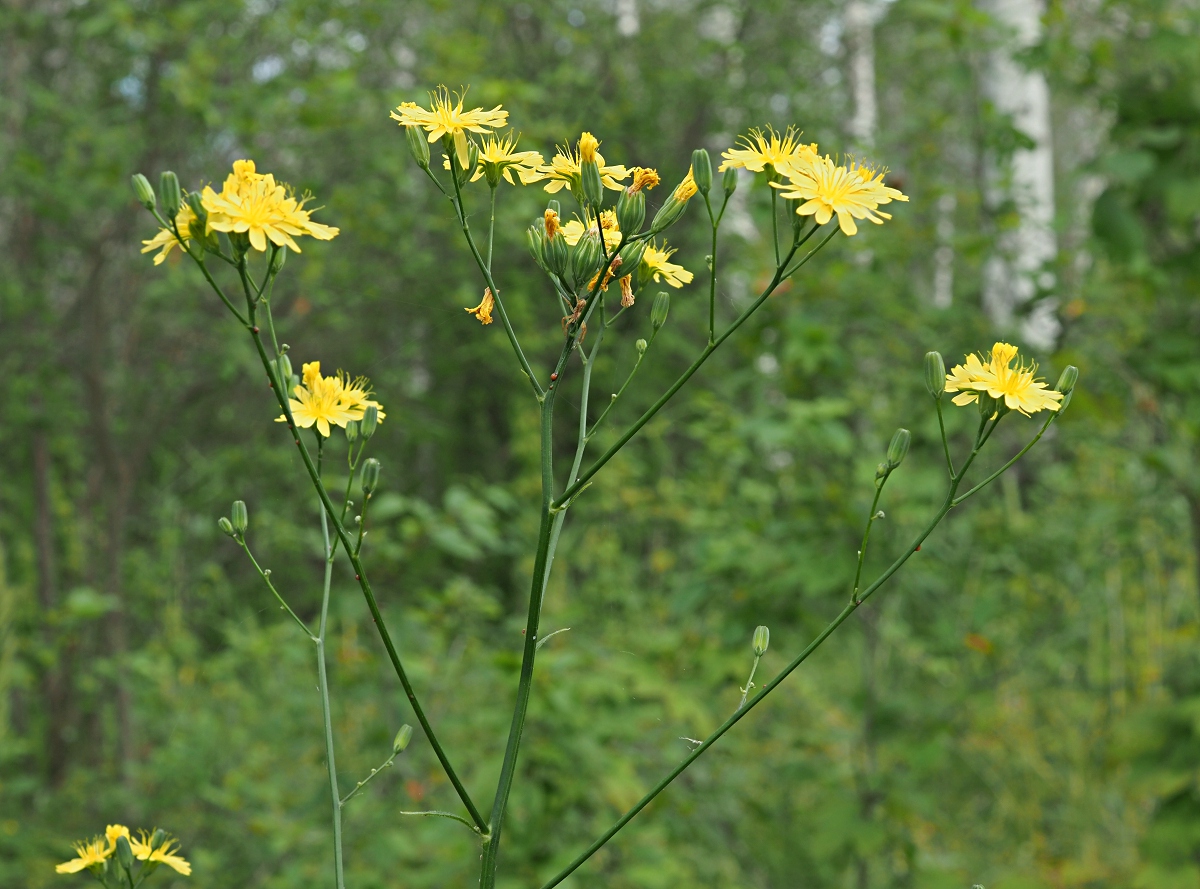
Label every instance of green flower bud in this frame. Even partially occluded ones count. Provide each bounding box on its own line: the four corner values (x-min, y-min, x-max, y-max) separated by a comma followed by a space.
131, 173, 156, 210
616, 187, 646, 235
159, 171, 181, 219
393, 724, 413, 754
580, 158, 604, 208
752, 625, 770, 657
691, 148, 713, 195
635, 338, 648, 355
571, 234, 603, 288
617, 240, 646, 272
405, 125, 431, 170
547, 200, 561, 216
875, 461, 890, 481
361, 405, 379, 440
527, 226, 547, 269
218, 516, 235, 537
887, 428, 911, 469
924, 351, 946, 400
1055, 365, 1079, 412
651, 291, 670, 330
149, 829, 167, 850
115, 835, 134, 873
978, 391, 1004, 420
231, 500, 249, 535
186, 190, 206, 220
648, 194, 689, 235
360, 457, 381, 495
722, 165, 738, 197
270, 245, 287, 273
454, 140, 479, 187
345, 419, 359, 442
545, 231, 569, 277
277, 354, 292, 389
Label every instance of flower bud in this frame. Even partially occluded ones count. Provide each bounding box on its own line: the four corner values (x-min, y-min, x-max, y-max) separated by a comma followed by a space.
635, 338, 648, 355
360, 457, 381, 494
115, 835, 134, 873
131, 173, 156, 210
924, 351, 946, 400
617, 240, 646, 272
691, 148, 713, 195
616, 187, 646, 234
218, 516, 235, 537
580, 159, 604, 208
571, 234, 603, 288
406, 126, 431, 170
875, 461, 890, 481
526, 226, 547, 269
277, 354, 293, 389
977, 391, 1003, 420
454, 140, 479, 186
345, 419, 359, 442
231, 500, 249, 535
159, 171, 181, 219
547, 199, 561, 216
651, 291, 670, 330
1055, 365, 1079, 412
545, 230, 569, 277
649, 193, 690, 235
360, 405, 379, 440
271, 245, 287, 274
393, 724, 413, 754
723, 165, 738, 197
149, 829, 167, 850
752, 625, 770, 657
887, 428, 910, 469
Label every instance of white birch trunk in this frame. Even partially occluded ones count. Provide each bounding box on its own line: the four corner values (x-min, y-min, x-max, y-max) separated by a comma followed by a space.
844, 0, 878, 148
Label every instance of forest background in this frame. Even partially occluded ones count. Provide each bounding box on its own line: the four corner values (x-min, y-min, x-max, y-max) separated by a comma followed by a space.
2, 0, 1200, 887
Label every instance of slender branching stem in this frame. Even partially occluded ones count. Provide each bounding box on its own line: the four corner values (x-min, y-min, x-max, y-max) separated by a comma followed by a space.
487, 184, 497, 271
770, 187, 781, 267
237, 540, 313, 638
935, 399, 955, 478
953, 411, 1056, 505
737, 654, 761, 711
704, 193, 718, 345
340, 751, 397, 807
851, 478, 888, 604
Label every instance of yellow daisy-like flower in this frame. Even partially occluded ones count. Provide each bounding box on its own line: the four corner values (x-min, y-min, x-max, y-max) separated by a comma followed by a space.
201, 160, 339, 253
466, 288, 495, 325
719, 126, 819, 176
105, 824, 131, 851
141, 202, 196, 265
771, 155, 907, 236
333, 371, 387, 421
560, 210, 622, 251
134, 831, 191, 876
440, 132, 544, 185
390, 86, 508, 169
944, 342, 1064, 416
529, 135, 630, 194
628, 167, 660, 193
276, 361, 365, 437
641, 241, 693, 288
56, 837, 111, 874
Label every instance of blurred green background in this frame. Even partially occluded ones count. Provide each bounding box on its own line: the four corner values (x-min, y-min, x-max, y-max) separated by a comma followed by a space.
3, 0, 1200, 886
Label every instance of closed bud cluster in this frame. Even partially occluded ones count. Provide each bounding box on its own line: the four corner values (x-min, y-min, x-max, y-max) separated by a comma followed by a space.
651, 291, 670, 330
406, 125, 431, 170
361, 405, 379, 440
753, 625, 770, 657
393, 724, 413, 754
571, 233, 603, 288
616, 187, 646, 235
924, 351, 946, 400
131, 173, 156, 210
691, 148, 713, 195
159, 171, 181, 218
231, 500, 249, 535
887, 428, 911, 469
360, 457, 381, 494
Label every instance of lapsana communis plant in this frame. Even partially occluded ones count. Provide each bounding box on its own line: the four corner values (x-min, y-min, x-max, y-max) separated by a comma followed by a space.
116, 83, 1080, 889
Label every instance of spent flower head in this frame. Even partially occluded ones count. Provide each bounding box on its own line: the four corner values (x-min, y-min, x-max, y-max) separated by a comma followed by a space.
628, 167, 660, 193
944, 342, 1064, 416
772, 155, 907, 236
390, 86, 508, 168
466, 288, 495, 325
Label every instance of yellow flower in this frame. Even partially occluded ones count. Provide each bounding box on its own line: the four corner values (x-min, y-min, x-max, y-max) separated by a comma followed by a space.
390, 86, 508, 169
201, 160, 339, 253
134, 831, 191, 876
276, 361, 364, 437
628, 167, 660, 193
56, 837, 111, 874
560, 210, 622, 251
334, 372, 387, 421
641, 241, 693, 288
578, 131, 600, 163
441, 132, 544, 185
719, 126, 819, 176
466, 288, 495, 325
105, 824, 131, 851
673, 168, 698, 202
141, 202, 195, 265
529, 136, 630, 194
771, 155, 907, 236
944, 342, 1064, 416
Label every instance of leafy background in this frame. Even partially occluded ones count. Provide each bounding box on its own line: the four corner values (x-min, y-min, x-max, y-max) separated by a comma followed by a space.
2, 0, 1200, 887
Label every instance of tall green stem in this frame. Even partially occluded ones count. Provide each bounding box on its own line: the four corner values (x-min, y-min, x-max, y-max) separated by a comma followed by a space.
316, 451, 346, 889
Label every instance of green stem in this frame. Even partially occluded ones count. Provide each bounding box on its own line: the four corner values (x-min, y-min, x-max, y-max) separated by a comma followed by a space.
952, 412, 1056, 505
935, 399, 955, 478
238, 540, 313, 637
851, 478, 887, 604
316, 464, 346, 889
705, 194, 718, 345
207, 256, 488, 833
737, 655, 761, 711
487, 184, 497, 271
770, 187, 781, 268
340, 751, 396, 807
398, 810, 480, 831
553, 230, 840, 509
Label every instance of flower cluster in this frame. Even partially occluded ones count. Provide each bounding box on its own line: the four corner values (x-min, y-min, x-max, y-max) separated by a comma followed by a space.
391, 86, 508, 168
945, 342, 1064, 416
277, 361, 386, 438
56, 823, 190, 880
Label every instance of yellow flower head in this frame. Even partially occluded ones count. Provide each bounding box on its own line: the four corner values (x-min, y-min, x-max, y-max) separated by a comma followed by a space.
529, 140, 630, 194
673, 168, 698, 202
56, 837, 111, 874
134, 830, 191, 876
560, 210, 622, 250
141, 202, 196, 265
275, 361, 369, 437
578, 131, 600, 163
944, 342, 1064, 416
466, 288, 495, 325
641, 241, 693, 288
719, 126, 819, 176
105, 824, 131, 851
771, 155, 907, 236
335, 371, 387, 421
201, 160, 339, 253
390, 86, 508, 168
544, 208, 561, 240
441, 132, 544, 185
628, 167, 660, 194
